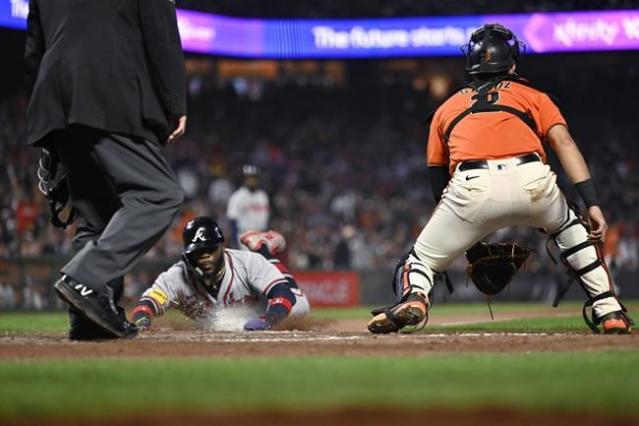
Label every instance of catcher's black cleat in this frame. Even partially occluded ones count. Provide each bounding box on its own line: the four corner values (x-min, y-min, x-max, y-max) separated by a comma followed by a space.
367, 293, 428, 334
54, 275, 137, 339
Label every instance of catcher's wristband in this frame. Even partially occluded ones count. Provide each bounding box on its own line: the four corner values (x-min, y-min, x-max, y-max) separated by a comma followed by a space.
575, 179, 599, 208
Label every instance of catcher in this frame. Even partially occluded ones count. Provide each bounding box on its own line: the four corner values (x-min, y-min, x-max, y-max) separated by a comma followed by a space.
368, 24, 631, 335
131, 217, 310, 331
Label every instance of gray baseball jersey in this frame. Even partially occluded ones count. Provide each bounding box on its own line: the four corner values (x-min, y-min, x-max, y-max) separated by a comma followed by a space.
141, 249, 289, 319
227, 187, 270, 235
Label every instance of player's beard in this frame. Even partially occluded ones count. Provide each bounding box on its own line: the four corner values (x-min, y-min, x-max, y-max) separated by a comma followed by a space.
201, 256, 226, 289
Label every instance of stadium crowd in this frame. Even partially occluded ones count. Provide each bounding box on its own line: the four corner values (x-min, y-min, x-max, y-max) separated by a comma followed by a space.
2, 61, 638, 274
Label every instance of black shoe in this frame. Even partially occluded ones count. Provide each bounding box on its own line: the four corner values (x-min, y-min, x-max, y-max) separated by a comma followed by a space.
68, 277, 126, 341
54, 275, 137, 339
68, 306, 127, 341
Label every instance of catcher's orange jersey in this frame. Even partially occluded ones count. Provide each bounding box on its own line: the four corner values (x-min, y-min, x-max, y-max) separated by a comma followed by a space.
427, 79, 567, 173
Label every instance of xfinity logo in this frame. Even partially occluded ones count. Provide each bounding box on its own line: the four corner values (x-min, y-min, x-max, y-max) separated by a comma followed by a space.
192, 227, 208, 243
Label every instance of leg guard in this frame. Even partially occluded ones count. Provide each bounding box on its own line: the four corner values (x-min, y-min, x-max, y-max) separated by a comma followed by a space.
391, 248, 438, 300
367, 248, 435, 334
548, 207, 631, 333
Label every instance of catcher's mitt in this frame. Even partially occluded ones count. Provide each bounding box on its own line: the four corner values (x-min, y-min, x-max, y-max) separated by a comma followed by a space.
465, 242, 533, 295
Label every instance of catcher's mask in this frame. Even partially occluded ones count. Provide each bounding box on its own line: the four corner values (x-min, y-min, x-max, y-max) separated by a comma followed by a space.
462, 24, 525, 76
182, 217, 225, 277
37, 147, 77, 229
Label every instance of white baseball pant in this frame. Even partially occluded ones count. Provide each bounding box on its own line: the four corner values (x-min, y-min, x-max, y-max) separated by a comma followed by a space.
403, 155, 622, 320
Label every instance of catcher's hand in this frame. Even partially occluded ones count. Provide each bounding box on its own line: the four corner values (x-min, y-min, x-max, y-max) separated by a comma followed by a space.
587, 206, 607, 242
465, 242, 533, 295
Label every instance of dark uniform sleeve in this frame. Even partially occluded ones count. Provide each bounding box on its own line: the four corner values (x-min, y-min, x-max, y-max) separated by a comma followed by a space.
426, 107, 449, 167
25, 0, 45, 96
428, 166, 450, 204
138, 0, 187, 116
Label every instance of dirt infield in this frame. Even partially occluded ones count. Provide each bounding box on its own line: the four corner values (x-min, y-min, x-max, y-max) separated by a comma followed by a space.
2, 330, 638, 359
2, 305, 639, 359
2, 316, 638, 359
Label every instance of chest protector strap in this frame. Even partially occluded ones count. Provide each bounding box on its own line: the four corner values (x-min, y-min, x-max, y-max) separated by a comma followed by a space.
443, 76, 538, 143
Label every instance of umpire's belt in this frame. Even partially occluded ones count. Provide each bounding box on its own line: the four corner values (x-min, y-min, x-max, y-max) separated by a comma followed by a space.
458, 153, 540, 172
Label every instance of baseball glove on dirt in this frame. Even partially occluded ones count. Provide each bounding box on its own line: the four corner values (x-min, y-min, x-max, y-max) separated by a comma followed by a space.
465, 242, 533, 295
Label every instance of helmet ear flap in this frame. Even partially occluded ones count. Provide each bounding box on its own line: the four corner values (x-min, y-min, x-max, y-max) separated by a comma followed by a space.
470, 27, 485, 43
512, 39, 525, 61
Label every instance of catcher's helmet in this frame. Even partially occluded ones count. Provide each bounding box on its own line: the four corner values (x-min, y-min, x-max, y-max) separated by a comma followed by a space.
462, 24, 525, 76
183, 216, 225, 258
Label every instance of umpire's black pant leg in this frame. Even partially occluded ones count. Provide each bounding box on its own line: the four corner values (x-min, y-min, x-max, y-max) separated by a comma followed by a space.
74, 220, 125, 300
59, 129, 183, 291
54, 127, 119, 292
73, 222, 126, 304
70, 166, 123, 298
68, 218, 126, 334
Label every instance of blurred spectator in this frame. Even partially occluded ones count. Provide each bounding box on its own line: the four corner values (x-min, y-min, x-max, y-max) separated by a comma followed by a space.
226, 164, 270, 249
0, 282, 17, 309
1, 52, 638, 273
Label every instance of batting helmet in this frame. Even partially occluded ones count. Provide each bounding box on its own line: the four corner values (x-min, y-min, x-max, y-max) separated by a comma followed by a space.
462, 24, 525, 76
183, 216, 225, 259
242, 164, 261, 178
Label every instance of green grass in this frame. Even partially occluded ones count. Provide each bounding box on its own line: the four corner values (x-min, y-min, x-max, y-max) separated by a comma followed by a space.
1, 352, 638, 419
316, 302, 639, 333
0, 310, 190, 333
425, 316, 590, 333
310, 306, 374, 319
314, 302, 580, 319
0, 312, 70, 332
